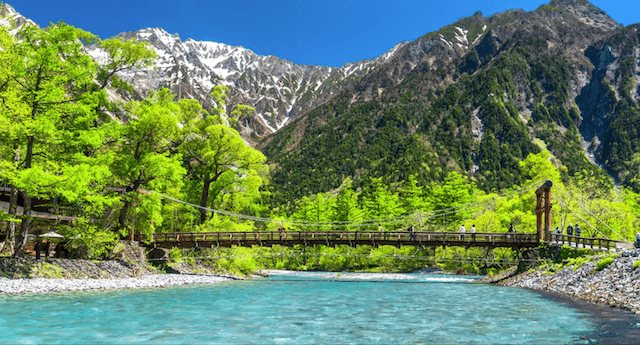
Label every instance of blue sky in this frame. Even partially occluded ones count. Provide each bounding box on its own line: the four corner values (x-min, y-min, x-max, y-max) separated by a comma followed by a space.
6, 0, 639, 67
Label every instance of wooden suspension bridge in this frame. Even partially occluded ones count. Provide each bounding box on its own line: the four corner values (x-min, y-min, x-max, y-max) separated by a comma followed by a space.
140, 181, 629, 252
1, 180, 631, 257
140, 230, 624, 252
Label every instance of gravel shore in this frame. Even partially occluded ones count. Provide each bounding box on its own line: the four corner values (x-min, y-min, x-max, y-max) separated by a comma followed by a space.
0, 256, 243, 295
0, 274, 240, 295
497, 249, 640, 314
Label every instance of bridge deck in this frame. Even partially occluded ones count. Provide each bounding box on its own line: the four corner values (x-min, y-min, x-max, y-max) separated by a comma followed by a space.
144, 231, 543, 250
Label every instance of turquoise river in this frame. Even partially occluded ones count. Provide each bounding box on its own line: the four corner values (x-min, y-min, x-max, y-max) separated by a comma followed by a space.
1, 272, 639, 344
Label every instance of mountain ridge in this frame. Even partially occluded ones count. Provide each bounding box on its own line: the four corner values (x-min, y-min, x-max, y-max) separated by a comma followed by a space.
260, 0, 640, 204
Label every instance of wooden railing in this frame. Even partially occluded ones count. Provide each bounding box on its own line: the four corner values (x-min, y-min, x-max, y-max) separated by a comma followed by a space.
549, 233, 624, 251
143, 231, 540, 249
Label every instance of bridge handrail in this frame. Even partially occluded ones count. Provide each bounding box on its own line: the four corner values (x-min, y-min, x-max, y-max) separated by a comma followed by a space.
147, 230, 539, 243
549, 233, 624, 251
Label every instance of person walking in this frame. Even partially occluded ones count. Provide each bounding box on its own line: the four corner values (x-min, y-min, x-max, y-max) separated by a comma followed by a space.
566, 223, 574, 236
575, 224, 582, 237
378, 223, 384, 232
635, 233, 640, 249
471, 224, 476, 233
459, 224, 466, 241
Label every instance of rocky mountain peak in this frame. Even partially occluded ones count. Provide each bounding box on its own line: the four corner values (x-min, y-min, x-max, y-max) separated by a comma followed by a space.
88, 24, 406, 145
546, 0, 621, 30
0, 3, 36, 32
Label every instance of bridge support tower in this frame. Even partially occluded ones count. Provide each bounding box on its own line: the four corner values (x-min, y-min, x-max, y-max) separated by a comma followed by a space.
535, 180, 553, 242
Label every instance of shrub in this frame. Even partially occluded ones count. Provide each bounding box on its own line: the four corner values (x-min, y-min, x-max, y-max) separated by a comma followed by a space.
169, 247, 183, 260
569, 256, 591, 271
595, 257, 614, 272
633, 260, 640, 269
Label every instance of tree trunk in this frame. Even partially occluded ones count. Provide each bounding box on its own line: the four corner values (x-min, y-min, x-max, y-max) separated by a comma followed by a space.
13, 191, 32, 257
5, 185, 18, 255
13, 139, 33, 258
118, 180, 142, 232
200, 177, 211, 224
5, 146, 20, 255
118, 197, 132, 231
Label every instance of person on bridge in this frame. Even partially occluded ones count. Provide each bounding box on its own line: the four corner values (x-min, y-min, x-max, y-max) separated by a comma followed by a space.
471, 224, 476, 233
567, 223, 574, 236
378, 224, 384, 233
635, 233, 640, 249
459, 224, 466, 240
408, 224, 415, 241
575, 224, 582, 237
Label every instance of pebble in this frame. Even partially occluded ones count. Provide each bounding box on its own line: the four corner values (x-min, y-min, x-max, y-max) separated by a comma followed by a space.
499, 249, 640, 312
0, 274, 237, 294
0, 257, 242, 295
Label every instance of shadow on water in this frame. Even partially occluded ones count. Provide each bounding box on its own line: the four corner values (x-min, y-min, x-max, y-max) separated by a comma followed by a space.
530, 289, 640, 345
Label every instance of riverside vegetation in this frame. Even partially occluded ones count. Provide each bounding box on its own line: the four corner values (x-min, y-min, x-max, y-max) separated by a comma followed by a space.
0, 3, 640, 277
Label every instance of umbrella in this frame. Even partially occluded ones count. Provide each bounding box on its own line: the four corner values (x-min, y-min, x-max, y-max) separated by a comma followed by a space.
39, 231, 64, 238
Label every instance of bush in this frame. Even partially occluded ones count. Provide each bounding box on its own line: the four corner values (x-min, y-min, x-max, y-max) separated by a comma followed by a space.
632, 260, 640, 269
568, 256, 591, 271
595, 257, 614, 272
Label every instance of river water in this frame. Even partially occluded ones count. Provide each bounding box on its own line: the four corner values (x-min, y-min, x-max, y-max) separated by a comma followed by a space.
1, 272, 639, 344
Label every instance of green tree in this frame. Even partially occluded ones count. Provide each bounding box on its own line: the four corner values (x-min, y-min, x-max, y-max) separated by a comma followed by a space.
429, 171, 476, 230
180, 86, 267, 223
292, 193, 335, 230
4, 22, 113, 256
362, 177, 404, 229
111, 88, 185, 237
333, 178, 365, 230
399, 174, 429, 215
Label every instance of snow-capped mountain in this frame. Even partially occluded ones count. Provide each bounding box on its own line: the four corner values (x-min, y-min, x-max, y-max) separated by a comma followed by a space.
88, 27, 407, 144
0, 3, 35, 33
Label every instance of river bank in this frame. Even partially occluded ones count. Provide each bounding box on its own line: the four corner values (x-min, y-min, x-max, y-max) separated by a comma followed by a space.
490, 249, 640, 314
0, 257, 242, 295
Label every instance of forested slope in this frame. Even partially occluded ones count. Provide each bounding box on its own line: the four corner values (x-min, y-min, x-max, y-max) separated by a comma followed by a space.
262, 0, 640, 206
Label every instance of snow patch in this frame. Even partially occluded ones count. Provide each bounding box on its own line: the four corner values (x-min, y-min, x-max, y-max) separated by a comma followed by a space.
277, 116, 290, 130
439, 35, 453, 48
454, 26, 469, 45
258, 113, 277, 133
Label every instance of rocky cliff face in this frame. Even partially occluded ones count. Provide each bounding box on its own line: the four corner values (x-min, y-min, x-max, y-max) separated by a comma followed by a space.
85, 27, 407, 145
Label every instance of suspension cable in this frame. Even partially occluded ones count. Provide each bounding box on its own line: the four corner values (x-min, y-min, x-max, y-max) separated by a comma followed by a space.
554, 185, 626, 240
138, 179, 545, 228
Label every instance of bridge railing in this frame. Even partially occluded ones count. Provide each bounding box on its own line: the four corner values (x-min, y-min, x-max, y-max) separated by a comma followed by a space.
148, 231, 539, 246
549, 233, 623, 251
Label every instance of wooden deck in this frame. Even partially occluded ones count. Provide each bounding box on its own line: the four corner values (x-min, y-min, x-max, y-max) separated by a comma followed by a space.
143, 231, 543, 250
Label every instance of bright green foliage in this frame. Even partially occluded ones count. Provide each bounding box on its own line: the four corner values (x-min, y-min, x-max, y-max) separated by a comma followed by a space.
632, 259, 640, 269
519, 150, 561, 185
292, 193, 335, 229
362, 178, 404, 229
594, 256, 614, 272
66, 218, 119, 259
399, 174, 429, 215
179, 88, 267, 225
111, 88, 185, 236
333, 179, 365, 229
428, 172, 476, 230
2, 22, 111, 255
94, 37, 157, 91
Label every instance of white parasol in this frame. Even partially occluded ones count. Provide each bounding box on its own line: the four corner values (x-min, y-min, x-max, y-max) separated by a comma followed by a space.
39, 231, 64, 238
